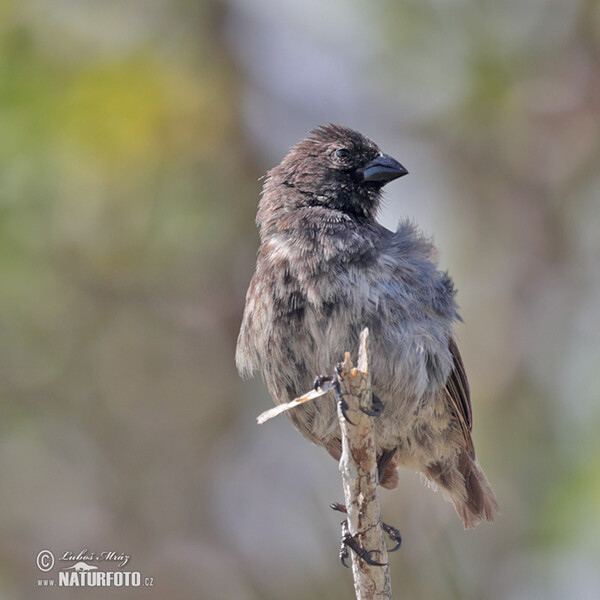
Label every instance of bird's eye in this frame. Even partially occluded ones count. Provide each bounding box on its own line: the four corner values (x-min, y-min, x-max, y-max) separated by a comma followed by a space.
335, 148, 350, 160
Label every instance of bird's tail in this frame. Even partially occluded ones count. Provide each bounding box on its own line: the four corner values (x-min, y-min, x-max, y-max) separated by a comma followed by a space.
427, 452, 499, 529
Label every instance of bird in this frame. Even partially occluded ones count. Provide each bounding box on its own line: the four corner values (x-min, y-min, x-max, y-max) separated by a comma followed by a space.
236, 124, 498, 529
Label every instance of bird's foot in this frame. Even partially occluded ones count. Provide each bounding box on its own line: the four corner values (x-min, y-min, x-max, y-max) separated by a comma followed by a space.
360, 394, 384, 417
331, 502, 402, 553
313, 374, 333, 391
334, 363, 355, 424
382, 521, 402, 552
339, 520, 386, 568
333, 363, 354, 424
313, 372, 354, 424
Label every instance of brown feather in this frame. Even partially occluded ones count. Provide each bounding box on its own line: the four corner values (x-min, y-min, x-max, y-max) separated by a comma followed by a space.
445, 338, 475, 456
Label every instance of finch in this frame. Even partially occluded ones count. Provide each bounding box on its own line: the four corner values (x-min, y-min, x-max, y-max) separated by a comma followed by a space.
236, 125, 498, 528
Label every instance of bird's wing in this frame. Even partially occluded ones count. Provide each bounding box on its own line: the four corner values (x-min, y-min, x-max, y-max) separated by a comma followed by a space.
445, 337, 475, 456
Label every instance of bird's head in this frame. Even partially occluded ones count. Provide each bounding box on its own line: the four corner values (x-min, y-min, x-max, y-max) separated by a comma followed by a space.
262, 124, 408, 222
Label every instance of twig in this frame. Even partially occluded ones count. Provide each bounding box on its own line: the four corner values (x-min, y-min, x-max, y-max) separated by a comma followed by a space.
336, 328, 392, 600
256, 328, 392, 599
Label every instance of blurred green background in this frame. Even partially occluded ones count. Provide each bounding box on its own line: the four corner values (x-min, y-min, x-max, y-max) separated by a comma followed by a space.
1, 0, 599, 598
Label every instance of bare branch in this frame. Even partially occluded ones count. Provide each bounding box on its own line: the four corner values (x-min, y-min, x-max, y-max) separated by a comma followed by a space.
337, 328, 392, 599
255, 327, 393, 599
257, 380, 334, 424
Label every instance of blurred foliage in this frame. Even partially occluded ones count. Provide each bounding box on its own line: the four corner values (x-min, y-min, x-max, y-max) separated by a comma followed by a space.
0, 0, 599, 598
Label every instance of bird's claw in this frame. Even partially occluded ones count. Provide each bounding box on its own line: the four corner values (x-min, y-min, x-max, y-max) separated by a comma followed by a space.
339, 540, 351, 568
382, 521, 402, 552
313, 375, 333, 391
338, 397, 354, 425
340, 520, 386, 567
360, 394, 384, 417
330, 502, 347, 514
333, 377, 354, 425
333, 503, 401, 554
314, 371, 354, 424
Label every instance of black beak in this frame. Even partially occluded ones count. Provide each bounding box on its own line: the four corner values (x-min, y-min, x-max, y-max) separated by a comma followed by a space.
360, 153, 408, 184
